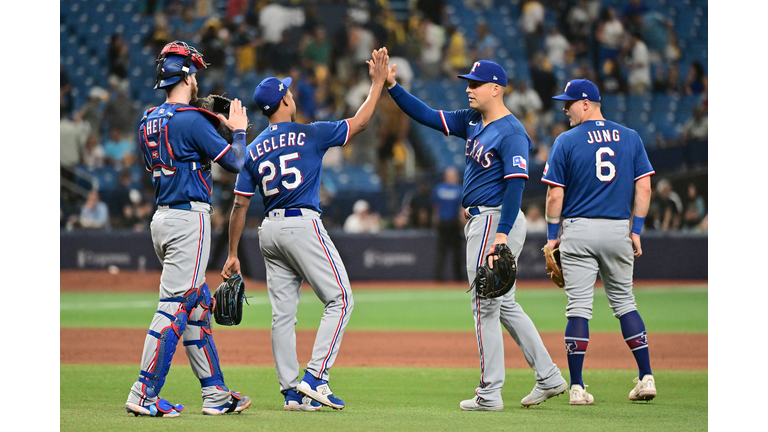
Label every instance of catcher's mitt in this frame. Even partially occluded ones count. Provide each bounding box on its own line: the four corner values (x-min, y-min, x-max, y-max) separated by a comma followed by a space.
192, 94, 252, 143
213, 273, 249, 326
541, 245, 564, 288
469, 243, 517, 299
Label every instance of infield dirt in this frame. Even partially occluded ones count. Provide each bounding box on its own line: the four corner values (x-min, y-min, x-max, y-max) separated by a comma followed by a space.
60, 270, 706, 370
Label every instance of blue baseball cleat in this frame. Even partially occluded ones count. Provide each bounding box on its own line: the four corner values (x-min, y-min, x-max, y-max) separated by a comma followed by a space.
284, 389, 322, 411
296, 370, 345, 410
125, 398, 185, 417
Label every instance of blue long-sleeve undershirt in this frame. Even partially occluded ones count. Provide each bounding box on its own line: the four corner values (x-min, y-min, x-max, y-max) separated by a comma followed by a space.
498, 177, 525, 235
387, 83, 446, 132
216, 130, 246, 173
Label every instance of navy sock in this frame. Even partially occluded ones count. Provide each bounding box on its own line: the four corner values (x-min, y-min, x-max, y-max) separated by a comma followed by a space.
564, 317, 589, 387
619, 310, 652, 378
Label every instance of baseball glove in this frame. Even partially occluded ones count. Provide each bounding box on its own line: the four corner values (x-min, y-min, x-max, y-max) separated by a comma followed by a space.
213, 273, 249, 326
541, 245, 565, 288
469, 243, 517, 299
193, 94, 252, 143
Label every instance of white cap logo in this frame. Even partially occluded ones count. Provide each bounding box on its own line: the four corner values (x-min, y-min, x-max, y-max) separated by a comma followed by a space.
264, 105, 270, 110
582, 92, 587, 97
493, 76, 498, 80
278, 83, 284, 91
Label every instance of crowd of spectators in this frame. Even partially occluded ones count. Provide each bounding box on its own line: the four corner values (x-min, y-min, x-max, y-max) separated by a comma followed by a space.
61, 0, 706, 234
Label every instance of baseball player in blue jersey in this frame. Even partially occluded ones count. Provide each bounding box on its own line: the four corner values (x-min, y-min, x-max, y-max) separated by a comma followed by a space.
220, 48, 391, 411
385, 60, 567, 410
542, 79, 656, 405
125, 41, 252, 417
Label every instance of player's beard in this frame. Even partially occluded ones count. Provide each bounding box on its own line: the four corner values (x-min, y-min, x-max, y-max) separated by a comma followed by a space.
189, 80, 199, 104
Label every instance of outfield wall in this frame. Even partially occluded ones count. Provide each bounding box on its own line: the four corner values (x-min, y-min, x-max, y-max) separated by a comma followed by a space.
60, 230, 707, 281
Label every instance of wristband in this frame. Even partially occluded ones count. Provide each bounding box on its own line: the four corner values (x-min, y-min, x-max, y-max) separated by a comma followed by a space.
545, 215, 560, 224
631, 216, 645, 235
547, 222, 560, 241
234, 129, 246, 135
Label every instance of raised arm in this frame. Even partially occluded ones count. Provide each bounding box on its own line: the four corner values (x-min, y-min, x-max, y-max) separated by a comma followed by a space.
385, 63, 453, 134
345, 47, 390, 140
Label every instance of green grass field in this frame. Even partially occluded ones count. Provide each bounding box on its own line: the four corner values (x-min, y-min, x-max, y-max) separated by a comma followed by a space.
61, 366, 707, 432
61, 283, 708, 431
60, 284, 708, 333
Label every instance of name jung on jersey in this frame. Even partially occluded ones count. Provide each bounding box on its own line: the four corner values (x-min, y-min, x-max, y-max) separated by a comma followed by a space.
250, 131, 307, 160
586, 128, 621, 144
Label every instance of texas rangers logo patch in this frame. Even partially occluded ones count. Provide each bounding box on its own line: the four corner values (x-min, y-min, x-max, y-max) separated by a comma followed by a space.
152, 150, 159, 159
513, 155, 527, 169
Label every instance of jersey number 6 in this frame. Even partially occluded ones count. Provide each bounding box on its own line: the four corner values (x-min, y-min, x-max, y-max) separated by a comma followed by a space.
595, 147, 616, 182
259, 152, 303, 196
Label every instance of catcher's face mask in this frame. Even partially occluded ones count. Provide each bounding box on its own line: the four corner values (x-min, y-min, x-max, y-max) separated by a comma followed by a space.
155, 41, 208, 89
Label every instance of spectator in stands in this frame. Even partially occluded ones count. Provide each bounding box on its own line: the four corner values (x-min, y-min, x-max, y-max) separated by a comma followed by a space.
417, 15, 445, 80
504, 79, 543, 121
82, 133, 105, 170
60, 109, 88, 179
347, 9, 377, 75
300, 25, 332, 69
519, 0, 546, 59
682, 182, 706, 231
621, 0, 647, 35
288, 66, 317, 122
145, 10, 173, 53
171, 6, 203, 43
103, 89, 137, 138
544, 26, 571, 69
377, 88, 410, 186
77, 190, 111, 230
442, 25, 470, 77
684, 61, 708, 97
271, 30, 300, 76
528, 51, 559, 126
652, 63, 682, 95
108, 169, 136, 226
595, 6, 625, 65
623, 33, 651, 95
74, 86, 110, 139
197, 18, 229, 90
565, 0, 596, 62
655, 178, 682, 231
638, 10, 673, 66
432, 166, 465, 281
230, 14, 261, 75
103, 128, 136, 168
60, 62, 74, 119
524, 203, 547, 234
473, 20, 499, 61
406, 177, 434, 229
681, 105, 708, 145
108, 34, 130, 94
343, 199, 381, 234
598, 58, 628, 95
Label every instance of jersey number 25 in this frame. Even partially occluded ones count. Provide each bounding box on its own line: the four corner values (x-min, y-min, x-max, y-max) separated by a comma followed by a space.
259, 152, 303, 196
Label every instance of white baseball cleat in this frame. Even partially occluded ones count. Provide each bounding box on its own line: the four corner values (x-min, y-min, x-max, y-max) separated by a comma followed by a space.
459, 396, 503, 411
569, 384, 594, 405
629, 374, 657, 402
521, 380, 569, 407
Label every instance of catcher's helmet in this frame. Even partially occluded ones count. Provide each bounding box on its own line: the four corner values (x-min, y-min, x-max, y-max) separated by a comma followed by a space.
155, 41, 207, 89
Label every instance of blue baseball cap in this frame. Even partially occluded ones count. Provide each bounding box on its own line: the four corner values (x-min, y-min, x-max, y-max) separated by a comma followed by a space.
253, 77, 293, 113
457, 60, 507, 87
552, 78, 601, 102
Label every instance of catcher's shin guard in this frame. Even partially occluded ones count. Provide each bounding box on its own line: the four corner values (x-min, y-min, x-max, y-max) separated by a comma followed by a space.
183, 284, 235, 402
136, 288, 201, 400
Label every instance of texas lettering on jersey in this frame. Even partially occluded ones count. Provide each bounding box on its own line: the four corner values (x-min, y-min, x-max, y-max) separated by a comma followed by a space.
465, 138, 495, 168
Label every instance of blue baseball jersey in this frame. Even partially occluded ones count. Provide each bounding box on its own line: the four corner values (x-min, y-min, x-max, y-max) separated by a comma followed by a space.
432, 182, 463, 222
139, 103, 234, 206
234, 120, 350, 213
541, 119, 655, 219
438, 109, 532, 207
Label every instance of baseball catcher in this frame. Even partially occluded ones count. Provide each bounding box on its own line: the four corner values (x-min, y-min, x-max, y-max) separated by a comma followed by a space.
193, 94, 253, 143
541, 245, 564, 288
470, 243, 517, 299
213, 273, 248, 326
